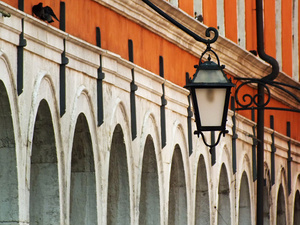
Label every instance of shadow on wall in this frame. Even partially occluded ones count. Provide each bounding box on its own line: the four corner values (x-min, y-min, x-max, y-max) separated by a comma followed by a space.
70, 113, 97, 224
0, 81, 19, 223
139, 135, 160, 225
30, 99, 60, 225
107, 124, 130, 225
168, 144, 187, 225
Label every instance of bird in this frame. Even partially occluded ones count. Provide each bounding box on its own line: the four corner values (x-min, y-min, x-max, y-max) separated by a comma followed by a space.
32, 2, 59, 23
194, 12, 203, 23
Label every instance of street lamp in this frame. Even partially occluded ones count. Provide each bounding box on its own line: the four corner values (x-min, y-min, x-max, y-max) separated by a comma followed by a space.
141, 0, 233, 150
185, 46, 234, 150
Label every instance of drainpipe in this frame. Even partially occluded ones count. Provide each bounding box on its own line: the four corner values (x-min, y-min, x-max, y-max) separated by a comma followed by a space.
256, 0, 279, 224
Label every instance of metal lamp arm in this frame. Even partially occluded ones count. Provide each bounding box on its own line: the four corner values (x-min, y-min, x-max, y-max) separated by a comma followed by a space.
142, 0, 219, 44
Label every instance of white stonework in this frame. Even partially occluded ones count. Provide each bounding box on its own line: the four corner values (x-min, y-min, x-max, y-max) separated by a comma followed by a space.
0, 1, 299, 225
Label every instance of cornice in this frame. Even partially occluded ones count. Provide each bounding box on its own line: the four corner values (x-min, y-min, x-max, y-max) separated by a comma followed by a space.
1, 0, 298, 108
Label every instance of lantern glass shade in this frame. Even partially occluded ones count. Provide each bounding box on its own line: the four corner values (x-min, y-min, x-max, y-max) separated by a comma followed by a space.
195, 88, 227, 127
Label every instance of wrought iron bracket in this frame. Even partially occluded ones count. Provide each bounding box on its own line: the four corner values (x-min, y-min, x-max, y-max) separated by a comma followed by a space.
194, 130, 228, 154
234, 78, 300, 113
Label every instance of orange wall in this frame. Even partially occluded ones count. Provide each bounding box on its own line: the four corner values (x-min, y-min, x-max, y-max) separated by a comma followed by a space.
2, 0, 18, 8
245, 0, 257, 51
224, 0, 237, 43
281, 0, 293, 76
264, 0, 276, 58
265, 98, 299, 141
179, 0, 194, 17
202, 0, 217, 27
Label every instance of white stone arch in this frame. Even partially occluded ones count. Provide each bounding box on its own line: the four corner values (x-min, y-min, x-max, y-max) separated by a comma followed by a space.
194, 153, 211, 225
274, 167, 289, 225
67, 85, 98, 168
0, 51, 21, 151
263, 162, 272, 225
192, 137, 213, 221
236, 153, 254, 225
106, 98, 134, 224
66, 86, 99, 177
66, 85, 99, 225
26, 72, 63, 224
27, 72, 62, 163
215, 155, 232, 225
109, 99, 132, 153
167, 121, 190, 225
109, 98, 133, 174
170, 121, 190, 187
218, 143, 233, 177
137, 111, 164, 224
292, 174, 300, 225
0, 50, 22, 223
171, 120, 191, 201
214, 143, 234, 223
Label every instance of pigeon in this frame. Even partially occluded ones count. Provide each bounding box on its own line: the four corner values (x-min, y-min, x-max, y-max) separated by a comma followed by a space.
32, 2, 59, 23
194, 12, 203, 23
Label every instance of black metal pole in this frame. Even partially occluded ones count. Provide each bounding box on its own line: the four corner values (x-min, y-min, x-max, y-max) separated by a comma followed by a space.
256, 84, 265, 225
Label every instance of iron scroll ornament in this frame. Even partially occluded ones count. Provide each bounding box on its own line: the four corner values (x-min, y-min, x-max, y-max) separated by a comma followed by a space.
234, 78, 300, 112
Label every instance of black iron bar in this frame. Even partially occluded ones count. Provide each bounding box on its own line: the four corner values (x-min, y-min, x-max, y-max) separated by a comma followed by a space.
187, 78, 193, 156
96, 27, 105, 126
210, 131, 216, 165
252, 108, 257, 182
270, 115, 276, 185
256, 83, 265, 225
231, 96, 237, 174
129, 40, 138, 140
18, 0, 24, 11
160, 56, 167, 148
287, 122, 292, 195
17, 19, 26, 96
60, 2, 66, 32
